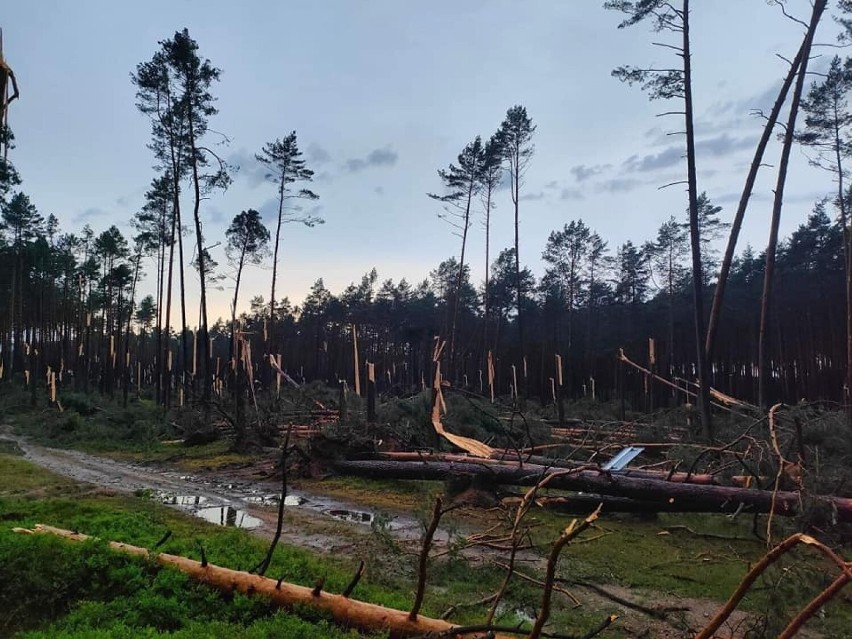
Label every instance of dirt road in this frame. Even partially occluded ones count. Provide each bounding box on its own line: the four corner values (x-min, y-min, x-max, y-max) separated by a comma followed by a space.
0, 430, 427, 552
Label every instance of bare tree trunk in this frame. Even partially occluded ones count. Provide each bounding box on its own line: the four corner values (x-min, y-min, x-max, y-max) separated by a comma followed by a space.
450, 184, 474, 380
837, 132, 852, 426
176, 203, 189, 400
155, 225, 166, 405
511, 153, 525, 399
483, 184, 492, 368
163, 197, 179, 408
682, 0, 713, 442
188, 116, 211, 403
706, 42, 806, 362
758, 0, 825, 409
269, 175, 285, 329
123, 253, 142, 408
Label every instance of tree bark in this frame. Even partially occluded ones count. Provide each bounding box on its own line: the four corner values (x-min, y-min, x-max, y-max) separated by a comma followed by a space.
188, 113, 211, 403
758, 0, 825, 409
682, 0, 713, 442
15, 525, 511, 639
705, 42, 806, 362
331, 458, 852, 522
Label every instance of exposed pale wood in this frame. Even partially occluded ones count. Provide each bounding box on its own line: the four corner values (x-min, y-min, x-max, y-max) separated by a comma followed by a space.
15, 525, 510, 639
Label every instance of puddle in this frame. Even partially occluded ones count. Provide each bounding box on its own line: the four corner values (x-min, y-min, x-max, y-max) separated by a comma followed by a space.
151, 480, 413, 533
195, 505, 263, 529
159, 494, 209, 507
152, 491, 261, 529
325, 508, 374, 524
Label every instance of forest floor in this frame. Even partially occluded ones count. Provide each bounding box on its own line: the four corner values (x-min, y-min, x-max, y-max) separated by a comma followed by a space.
3, 421, 849, 638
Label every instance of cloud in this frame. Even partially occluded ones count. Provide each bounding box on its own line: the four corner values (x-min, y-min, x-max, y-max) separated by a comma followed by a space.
560, 188, 584, 200
374, 186, 384, 195
345, 146, 398, 172
228, 149, 267, 187
570, 164, 610, 182
231, 144, 337, 187
258, 197, 325, 226
621, 134, 755, 178
598, 178, 642, 193
544, 180, 559, 190
520, 191, 545, 201
624, 147, 684, 172
73, 207, 108, 224
695, 133, 757, 157
643, 126, 670, 146
709, 79, 801, 119
306, 143, 332, 165
495, 172, 511, 191
207, 207, 227, 224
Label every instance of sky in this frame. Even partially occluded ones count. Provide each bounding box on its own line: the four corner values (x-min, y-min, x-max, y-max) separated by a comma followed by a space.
2, 1, 843, 323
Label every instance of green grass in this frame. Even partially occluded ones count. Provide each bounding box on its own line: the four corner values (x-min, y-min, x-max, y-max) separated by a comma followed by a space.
0, 454, 539, 638
0, 455, 382, 638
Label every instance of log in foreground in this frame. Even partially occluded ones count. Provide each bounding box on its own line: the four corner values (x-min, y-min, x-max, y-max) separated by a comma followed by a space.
333, 459, 852, 522
13, 524, 511, 639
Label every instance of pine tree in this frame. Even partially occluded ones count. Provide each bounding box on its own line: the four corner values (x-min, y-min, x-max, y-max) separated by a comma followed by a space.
497, 106, 535, 393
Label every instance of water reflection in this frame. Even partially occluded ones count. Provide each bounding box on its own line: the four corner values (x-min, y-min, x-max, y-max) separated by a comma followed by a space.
325, 508, 373, 524
196, 505, 263, 529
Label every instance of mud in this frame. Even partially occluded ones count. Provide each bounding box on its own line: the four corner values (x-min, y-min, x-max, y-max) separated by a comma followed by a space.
0, 430, 428, 550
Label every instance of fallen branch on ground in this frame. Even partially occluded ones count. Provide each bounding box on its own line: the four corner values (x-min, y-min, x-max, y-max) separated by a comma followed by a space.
13, 524, 512, 639
695, 532, 852, 639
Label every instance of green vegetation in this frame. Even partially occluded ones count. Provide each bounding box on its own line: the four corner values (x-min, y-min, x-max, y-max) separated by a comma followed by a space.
1, 457, 378, 637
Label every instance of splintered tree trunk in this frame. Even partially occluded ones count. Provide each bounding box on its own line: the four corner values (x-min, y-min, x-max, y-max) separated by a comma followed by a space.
15, 525, 510, 639
758, 0, 825, 409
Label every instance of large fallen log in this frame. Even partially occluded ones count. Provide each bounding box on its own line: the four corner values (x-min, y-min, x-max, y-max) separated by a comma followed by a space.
13, 524, 510, 639
372, 451, 719, 485
332, 459, 852, 522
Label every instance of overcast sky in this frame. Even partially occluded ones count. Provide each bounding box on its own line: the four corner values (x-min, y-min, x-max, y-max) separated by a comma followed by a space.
2, 1, 842, 322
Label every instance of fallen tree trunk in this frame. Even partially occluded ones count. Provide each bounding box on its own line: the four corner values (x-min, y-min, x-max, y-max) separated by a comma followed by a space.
332, 459, 852, 522
371, 451, 718, 485
13, 524, 510, 639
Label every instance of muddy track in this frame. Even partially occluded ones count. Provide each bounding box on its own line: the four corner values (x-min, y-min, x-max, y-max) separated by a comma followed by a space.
0, 430, 430, 553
